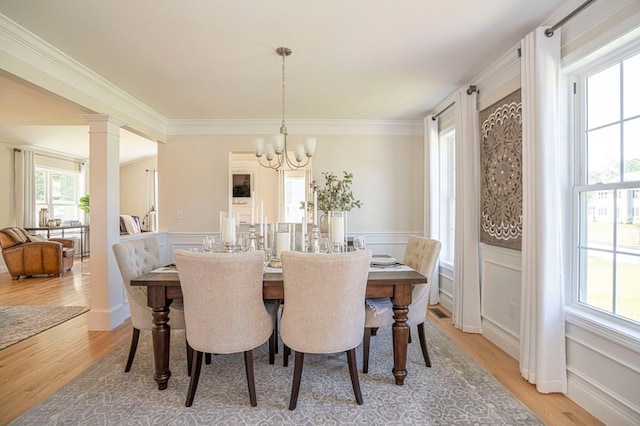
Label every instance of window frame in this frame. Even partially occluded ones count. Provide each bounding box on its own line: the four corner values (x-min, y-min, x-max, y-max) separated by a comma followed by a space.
568, 38, 640, 330
437, 126, 455, 267
35, 166, 82, 225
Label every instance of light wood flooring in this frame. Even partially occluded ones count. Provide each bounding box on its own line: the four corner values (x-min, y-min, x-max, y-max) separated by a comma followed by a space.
0, 259, 602, 425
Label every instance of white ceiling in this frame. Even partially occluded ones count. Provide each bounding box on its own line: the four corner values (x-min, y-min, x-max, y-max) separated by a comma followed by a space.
0, 0, 570, 162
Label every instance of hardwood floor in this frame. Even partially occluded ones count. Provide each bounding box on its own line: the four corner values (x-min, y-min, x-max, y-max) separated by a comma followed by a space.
0, 259, 602, 425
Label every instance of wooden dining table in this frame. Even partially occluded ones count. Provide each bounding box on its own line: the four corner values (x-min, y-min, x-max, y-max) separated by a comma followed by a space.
130, 267, 427, 390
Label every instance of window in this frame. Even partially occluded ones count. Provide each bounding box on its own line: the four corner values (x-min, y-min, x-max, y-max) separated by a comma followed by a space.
572, 46, 640, 325
35, 167, 82, 224
438, 128, 455, 264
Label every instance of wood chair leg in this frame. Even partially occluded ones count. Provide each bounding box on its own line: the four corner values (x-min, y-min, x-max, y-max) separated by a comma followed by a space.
185, 351, 203, 407
205, 353, 212, 365
408, 328, 412, 344
370, 327, 379, 336
124, 328, 140, 372
244, 350, 257, 407
417, 322, 431, 367
186, 341, 193, 376
268, 329, 276, 365
362, 327, 371, 374
289, 351, 305, 410
283, 344, 291, 367
347, 348, 363, 405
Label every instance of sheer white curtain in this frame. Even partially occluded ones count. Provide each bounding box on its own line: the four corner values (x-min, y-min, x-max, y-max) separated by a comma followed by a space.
14, 148, 36, 228
520, 27, 567, 393
425, 115, 440, 304
452, 89, 481, 333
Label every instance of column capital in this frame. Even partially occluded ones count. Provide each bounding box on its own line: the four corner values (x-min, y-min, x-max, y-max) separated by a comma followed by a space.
82, 113, 127, 128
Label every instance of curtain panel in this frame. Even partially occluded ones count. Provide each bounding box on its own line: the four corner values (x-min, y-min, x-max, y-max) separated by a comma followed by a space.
14, 149, 35, 228
452, 90, 481, 333
425, 115, 440, 304
520, 26, 568, 394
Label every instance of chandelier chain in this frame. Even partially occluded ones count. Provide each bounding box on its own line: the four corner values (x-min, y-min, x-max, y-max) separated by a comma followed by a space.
281, 52, 286, 131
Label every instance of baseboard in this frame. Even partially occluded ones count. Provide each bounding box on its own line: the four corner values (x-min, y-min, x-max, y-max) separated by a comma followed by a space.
87, 303, 130, 331
481, 317, 520, 360
567, 369, 640, 425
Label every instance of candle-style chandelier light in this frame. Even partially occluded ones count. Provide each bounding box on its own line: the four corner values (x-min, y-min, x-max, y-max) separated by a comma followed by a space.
252, 47, 316, 170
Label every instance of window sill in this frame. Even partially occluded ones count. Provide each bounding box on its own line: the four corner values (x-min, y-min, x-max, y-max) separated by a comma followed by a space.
565, 305, 640, 352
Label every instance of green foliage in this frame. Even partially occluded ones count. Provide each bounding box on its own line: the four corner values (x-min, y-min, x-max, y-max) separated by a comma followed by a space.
304, 171, 362, 214
78, 194, 90, 213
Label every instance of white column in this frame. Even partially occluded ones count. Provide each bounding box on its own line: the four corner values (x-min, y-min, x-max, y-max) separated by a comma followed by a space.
83, 114, 128, 331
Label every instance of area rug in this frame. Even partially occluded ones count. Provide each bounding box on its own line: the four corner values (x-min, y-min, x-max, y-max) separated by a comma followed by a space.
12, 320, 542, 425
0, 305, 89, 350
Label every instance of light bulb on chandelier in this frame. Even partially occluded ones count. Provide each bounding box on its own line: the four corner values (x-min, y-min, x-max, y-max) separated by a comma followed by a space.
253, 47, 316, 170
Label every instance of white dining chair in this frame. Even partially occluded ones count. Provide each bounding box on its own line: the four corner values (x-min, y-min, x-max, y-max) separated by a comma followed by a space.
174, 249, 278, 407
362, 236, 441, 373
280, 250, 372, 410
113, 237, 186, 372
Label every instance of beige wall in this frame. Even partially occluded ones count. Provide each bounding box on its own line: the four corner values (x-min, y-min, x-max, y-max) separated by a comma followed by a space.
159, 133, 423, 234
119, 156, 158, 226
0, 141, 15, 229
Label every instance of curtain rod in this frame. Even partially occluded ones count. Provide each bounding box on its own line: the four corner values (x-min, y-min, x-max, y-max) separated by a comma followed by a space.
431, 85, 478, 120
16, 147, 84, 166
545, 0, 596, 37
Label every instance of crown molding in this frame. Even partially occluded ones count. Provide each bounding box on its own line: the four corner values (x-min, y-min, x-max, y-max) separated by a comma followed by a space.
0, 14, 168, 135
167, 118, 422, 136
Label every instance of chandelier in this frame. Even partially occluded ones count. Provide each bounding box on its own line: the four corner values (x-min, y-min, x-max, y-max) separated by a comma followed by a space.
252, 47, 316, 170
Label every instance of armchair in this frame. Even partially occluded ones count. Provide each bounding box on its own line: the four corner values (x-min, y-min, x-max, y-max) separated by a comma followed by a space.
0, 227, 75, 279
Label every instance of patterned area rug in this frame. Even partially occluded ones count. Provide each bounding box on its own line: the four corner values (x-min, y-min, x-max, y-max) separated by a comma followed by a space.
13, 320, 542, 425
0, 305, 89, 350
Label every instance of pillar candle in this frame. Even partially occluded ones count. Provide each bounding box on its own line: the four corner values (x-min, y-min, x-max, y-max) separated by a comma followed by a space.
222, 216, 235, 244
260, 201, 264, 237
251, 191, 255, 225
301, 202, 307, 251
330, 219, 344, 244
313, 191, 318, 226
276, 232, 290, 258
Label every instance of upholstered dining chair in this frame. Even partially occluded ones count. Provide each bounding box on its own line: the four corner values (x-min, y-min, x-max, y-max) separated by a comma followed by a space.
112, 237, 186, 372
174, 249, 278, 408
280, 250, 372, 410
362, 236, 441, 373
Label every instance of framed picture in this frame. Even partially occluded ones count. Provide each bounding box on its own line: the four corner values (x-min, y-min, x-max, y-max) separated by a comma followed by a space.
232, 173, 252, 198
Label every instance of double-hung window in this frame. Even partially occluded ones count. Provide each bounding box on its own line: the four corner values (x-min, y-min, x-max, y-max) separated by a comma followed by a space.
438, 128, 455, 264
571, 44, 640, 325
35, 168, 81, 222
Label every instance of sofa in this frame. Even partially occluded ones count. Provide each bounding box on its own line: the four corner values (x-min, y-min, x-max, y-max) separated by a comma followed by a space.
0, 227, 75, 279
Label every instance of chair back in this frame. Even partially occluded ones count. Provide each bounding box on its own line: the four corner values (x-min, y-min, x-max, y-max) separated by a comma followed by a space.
403, 236, 442, 324
113, 237, 167, 330
0, 227, 31, 249
280, 250, 372, 354
174, 250, 273, 354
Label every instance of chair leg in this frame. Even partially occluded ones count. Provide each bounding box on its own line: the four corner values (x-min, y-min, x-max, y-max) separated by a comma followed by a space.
362, 328, 371, 374
124, 328, 140, 372
244, 350, 257, 407
417, 322, 431, 367
185, 351, 203, 407
269, 329, 276, 365
370, 327, 379, 336
205, 353, 212, 365
283, 344, 291, 367
408, 328, 412, 344
186, 341, 193, 376
346, 348, 363, 405
288, 351, 305, 410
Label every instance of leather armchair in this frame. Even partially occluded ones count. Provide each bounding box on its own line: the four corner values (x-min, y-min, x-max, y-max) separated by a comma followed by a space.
0, 227, 75, 279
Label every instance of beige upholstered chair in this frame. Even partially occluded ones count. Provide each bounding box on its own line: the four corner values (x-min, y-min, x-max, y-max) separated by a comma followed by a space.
112, 237, 186, 372
280, 250, 372, 410
362, 236, 441, 373
174, 250, 277, 407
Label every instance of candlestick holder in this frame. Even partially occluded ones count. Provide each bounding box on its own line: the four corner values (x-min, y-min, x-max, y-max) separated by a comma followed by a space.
247, 224, 257, 251
223, 242, 235, 253
310, 225, 320, 253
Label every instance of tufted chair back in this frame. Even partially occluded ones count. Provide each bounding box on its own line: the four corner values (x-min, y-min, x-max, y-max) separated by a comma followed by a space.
113, 237, 184, 330
402, 236, 442, 324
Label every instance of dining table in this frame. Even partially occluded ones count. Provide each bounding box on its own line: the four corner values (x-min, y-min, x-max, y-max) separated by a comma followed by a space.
130, 264, 427, 390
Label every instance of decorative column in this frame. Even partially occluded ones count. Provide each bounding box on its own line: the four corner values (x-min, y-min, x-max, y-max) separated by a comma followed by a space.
83, 114, 128, 331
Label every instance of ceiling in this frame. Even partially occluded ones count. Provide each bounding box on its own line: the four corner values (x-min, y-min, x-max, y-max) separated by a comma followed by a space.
0, 0, 570, 162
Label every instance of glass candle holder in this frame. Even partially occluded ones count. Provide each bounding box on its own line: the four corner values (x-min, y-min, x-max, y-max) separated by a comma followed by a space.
220, 211, 238, 253
269, 222, 294, 267
328, 211, 347, 253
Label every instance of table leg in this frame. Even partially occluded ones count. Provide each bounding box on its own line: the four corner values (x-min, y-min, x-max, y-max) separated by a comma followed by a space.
151, 306, 171, 390
391, 304, 409, 385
